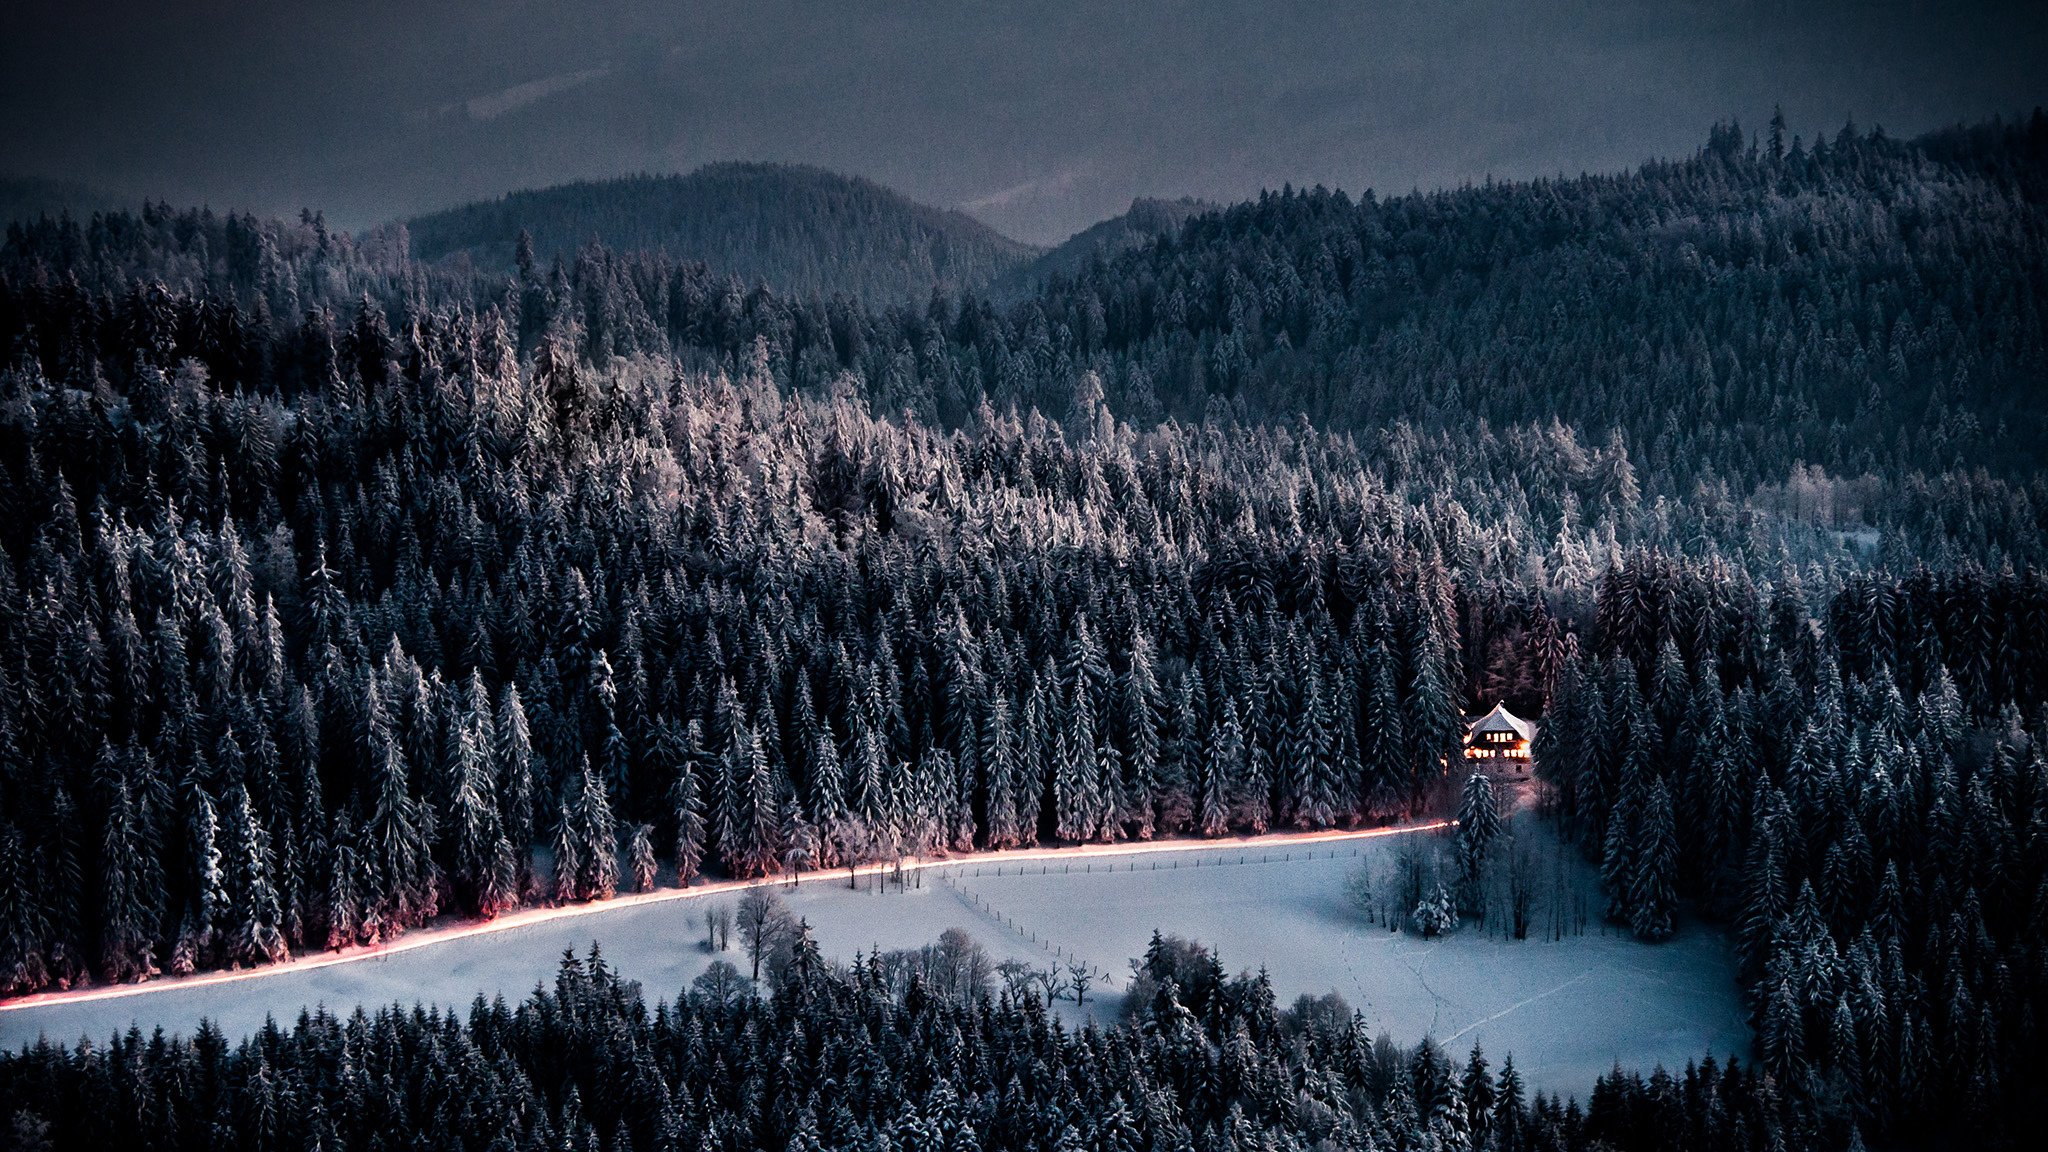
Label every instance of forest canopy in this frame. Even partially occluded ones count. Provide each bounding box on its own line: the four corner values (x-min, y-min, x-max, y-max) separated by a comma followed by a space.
1, 116, 2046, 1150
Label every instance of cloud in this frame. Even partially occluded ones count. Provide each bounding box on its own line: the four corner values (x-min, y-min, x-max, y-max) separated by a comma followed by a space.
960, 168, 1081, 214
434, 65, 611, 123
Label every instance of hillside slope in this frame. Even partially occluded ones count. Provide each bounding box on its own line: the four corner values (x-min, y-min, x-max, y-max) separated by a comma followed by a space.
989, 196, 1214, 299
406, 162, 1041, 303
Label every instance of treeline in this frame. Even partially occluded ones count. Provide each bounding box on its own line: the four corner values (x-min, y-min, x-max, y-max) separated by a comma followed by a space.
0, 935, 1806, 1152
6, 116, 2047, 507
1537, 555, 2048, 1143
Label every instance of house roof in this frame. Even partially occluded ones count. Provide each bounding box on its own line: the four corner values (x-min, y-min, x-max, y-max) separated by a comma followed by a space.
1467, 703, 1534, 742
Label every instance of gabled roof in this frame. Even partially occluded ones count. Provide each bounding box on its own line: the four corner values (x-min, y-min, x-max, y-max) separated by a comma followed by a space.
1467, 703, 1534, 742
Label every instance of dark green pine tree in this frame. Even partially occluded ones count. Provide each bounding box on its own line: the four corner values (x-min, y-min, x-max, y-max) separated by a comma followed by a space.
1737, 779, 1787, 980
1493, 1054, 1526, 1152
665, 718, 708, 884
1017, 679, 1050, 842
1286, 656, 1337, 829
366, 736, 437, 932
1119, 630, 1163, 836
1456, 770, 1501, 913
627, 824, 657, 893
980, 693, 1025, 849
725, 727, 781, 878
550, 792, 582, 905
573, 755, 620, 899
1053, 620, 1109, 842
1360, 621, 1408, 819
555, 756, 620, 901
177, 773, 227, 971
1405, 606, 1465, 790
495, 682, 536, 861
1242, 650, 1278, 834
1600, 771, 1639, 925
1154, 671, 1198, 837
1532, 652, 1595, 848
1628, 776, 1677, 942
1462, 1044, 1496, 1150
1200, 698, 1244, 838
1054, 674, 1100, 843
219, 782, 289, 968
848, 713, 890, 852
449, 672, 517, 917
96, 768, 161, 982
324, 813, 363, 950
0, 819, 50, 995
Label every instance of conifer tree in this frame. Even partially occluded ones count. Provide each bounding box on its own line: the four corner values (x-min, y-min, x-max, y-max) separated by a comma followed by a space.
1119, 630, 1162, 839
569, 756, 620, 900
449, 671, 515, 916
1406, 609, 1464, 787
980, 694, 1024, 849
1360, 626, 1408, 818
1054, 659, 1102, 843
628, 824, 657, 893
666, 719, 708, 884
0, 820, 50, 995
1286, 658, 1337, 829
324, 813, 363, 950
220, 783, 289, 967
96, 773, 160, 982
1628, 777, 1677, 942
365, 738, 436, 931
1456, 770, 1500, 914
1200, 698, 1244, 837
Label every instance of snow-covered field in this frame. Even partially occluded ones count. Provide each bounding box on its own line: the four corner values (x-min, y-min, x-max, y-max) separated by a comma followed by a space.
942, 816, 1751, 1095
1, 817, 1747, 1101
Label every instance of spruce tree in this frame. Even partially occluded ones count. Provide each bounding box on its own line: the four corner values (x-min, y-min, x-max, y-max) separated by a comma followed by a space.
628, 824, 658, 893
96, 773, 160, 982
1200, 698, 1243, 838
220, 783, 289, 968
0, 820, 50, 995
449, 671, 515, 917
365, 739, 436, 931
1360, 626, 1408, 818
570, 756, 620, 900
1628, 777, 1677, 942
1119, 630, 1161, 839
667, 719, 708, 884
1054, 663, 1101, 843
1456, 770, 1501, 914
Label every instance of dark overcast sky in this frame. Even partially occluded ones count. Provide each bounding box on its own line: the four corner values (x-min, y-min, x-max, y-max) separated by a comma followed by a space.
4, 1, 2045, 245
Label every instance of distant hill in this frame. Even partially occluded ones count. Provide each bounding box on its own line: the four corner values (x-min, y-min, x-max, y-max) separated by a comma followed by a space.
991, 196, 1214, 299
0, 176, 128, 226
406, 163, 1041, 303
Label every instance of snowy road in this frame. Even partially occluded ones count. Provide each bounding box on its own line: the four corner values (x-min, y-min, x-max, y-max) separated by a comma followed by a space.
0, 822, 1443, 1026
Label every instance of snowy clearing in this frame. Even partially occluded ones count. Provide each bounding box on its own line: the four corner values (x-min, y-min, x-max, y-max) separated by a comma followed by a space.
0, 815, 1746, 1101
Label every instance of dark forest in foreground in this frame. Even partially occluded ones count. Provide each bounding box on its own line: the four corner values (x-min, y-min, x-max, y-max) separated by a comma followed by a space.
0, 938, 1791, 1152
1, 116, 2046, 1148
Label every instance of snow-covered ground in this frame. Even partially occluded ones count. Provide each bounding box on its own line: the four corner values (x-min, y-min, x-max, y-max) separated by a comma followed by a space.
942, 815, 1750, 1095
1, 816, 1747, 1102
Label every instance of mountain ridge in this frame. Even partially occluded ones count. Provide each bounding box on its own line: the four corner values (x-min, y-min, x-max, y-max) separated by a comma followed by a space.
406, 162, 1043, 303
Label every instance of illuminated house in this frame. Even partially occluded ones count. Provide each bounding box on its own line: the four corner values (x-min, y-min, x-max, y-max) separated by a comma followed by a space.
1464, 703, 1534, 771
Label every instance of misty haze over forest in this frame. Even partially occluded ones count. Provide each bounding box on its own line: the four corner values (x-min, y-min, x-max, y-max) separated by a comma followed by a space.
5, 0, 2047, 243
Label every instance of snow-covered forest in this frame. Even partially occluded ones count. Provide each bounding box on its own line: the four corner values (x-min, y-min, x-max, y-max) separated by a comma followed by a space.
2, 116, 2047, 1149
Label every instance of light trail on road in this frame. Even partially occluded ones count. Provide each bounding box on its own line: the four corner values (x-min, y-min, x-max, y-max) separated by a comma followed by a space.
0, 818, 1450, 1014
